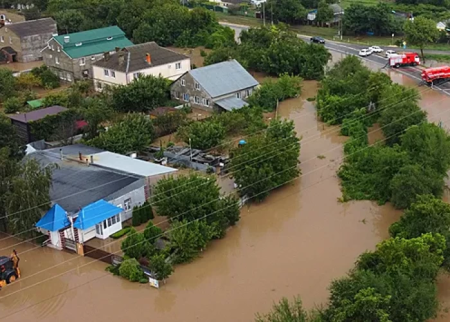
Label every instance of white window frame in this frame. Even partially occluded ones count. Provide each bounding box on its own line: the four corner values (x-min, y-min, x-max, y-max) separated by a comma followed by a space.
91, 55, 96, 61
51, 44, 54, 51
57, 46, 60, 52
115, 214, 120, 222
110, 70, 116, 78
49, 54, 52, 59
246, 89, 250, 97
124, 198, 132, 211
205, 99, 210, 106
0, 36, 4, 43
175, 62, 181, 70
111, 215, 116, 225
104, 69, 109, 77
236, 92, 241, 99
181, 79, 186, 86
67, 73, 72, 82
195, 82, 200, 90
183, 93, 189, 102
80, 57, 85, 66
194, 96, 201, 104
55, 56, 59, 65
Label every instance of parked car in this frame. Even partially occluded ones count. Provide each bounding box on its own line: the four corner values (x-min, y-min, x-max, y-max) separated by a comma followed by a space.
385, 50, 396, 58
310, 36, 325, 44
359, 48, 372, 57
369, 46, 383, 53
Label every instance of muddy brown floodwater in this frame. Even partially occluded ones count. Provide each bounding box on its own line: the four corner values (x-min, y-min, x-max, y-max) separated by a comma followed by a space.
2, 56, 450, 322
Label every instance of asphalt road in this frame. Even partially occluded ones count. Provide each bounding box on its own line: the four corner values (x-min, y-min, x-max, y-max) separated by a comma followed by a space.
220, 22, 450, 96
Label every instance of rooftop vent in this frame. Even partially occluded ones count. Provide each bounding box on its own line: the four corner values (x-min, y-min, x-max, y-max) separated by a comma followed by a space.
64, 36, 70, 43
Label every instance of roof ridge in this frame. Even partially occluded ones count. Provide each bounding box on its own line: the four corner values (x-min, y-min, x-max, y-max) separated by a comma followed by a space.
8, 17, 54, 26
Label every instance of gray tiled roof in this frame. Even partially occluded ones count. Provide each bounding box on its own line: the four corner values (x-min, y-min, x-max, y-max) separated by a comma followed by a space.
215, 97, 248, 111
7, 18, 57, 38
8, 106, 67, 123
189, 60, 259, 98
93, 42, 189, 73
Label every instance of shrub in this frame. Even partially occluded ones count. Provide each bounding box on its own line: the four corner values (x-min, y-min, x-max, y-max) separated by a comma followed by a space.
119, 258, 144, 282
110, 226, 132, 239
132, 206, 141, 227
121, 227, 154, 259
144, 221, 162, 244
176, 120, 225, 150
31, 65, 60, 89
4, 97, 24, 114
200, 49, 207, 57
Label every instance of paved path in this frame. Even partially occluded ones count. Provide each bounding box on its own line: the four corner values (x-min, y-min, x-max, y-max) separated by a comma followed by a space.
219, 22, 450, 97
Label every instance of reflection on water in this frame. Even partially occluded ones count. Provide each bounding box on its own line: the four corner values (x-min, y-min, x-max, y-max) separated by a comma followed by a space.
2, 67, 450, 322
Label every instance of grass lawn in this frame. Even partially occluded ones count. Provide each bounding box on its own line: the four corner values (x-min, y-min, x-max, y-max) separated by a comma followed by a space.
340, 0, 382, 8
424, 54, 450, 63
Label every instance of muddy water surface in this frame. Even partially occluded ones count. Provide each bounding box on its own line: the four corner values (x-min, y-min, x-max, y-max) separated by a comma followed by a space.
0, 77, 406, 322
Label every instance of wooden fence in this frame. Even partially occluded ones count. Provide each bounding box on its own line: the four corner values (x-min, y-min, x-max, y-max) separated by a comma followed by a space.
83, 244, 116, 265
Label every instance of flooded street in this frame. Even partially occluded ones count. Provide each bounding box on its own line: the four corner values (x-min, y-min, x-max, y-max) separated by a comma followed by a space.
2, 53, 450, 321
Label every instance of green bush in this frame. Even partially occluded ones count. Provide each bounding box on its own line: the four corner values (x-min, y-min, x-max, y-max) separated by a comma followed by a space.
119, 258, 144, 282
144, 221, 162, 244
31, 65, 60, 89
4, 97, 24, 114
110, 226, 132, 239
132, 206, 141, 226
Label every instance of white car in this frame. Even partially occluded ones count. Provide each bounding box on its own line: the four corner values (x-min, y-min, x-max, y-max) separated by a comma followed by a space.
359, 48, 372, 57
369, 46, 383, 53
385, 50, 396, 58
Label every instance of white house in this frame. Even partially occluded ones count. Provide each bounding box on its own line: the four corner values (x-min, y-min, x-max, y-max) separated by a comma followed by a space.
32, 144, 177, 251
92, 41, 191, 91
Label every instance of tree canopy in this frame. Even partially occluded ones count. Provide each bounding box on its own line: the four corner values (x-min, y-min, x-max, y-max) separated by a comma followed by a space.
404, 16, 440, 61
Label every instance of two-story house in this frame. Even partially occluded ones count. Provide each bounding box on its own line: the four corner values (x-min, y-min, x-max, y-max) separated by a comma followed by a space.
0, 18, 57, 62
92, 42, 190, 91
171, 59, 259, 112
42, 26, 133, 81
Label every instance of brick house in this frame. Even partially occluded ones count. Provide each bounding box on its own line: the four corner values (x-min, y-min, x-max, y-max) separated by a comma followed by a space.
170, 59, 259, 112
0, 18, 57, 62
42, 26, 133, 81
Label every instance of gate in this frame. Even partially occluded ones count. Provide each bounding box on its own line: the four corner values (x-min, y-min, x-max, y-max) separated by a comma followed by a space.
64, 238, 77, 252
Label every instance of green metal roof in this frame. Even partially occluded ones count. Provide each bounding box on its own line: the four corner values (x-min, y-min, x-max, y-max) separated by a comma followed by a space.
27, 99, 43, 109
54, 26, 133, 59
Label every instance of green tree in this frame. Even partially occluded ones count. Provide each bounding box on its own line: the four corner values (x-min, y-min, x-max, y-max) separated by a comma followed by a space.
148, 254, 173, 281
176, 120, 225, 150
31, 65, 60, 89
0, 68, 17, 102
112, 75, 170, 112
119, 258, 144, 282
204, 46, 237, 66
266, 0, 306, 24
3, 97, 24, 114
143, 221, 163, 244
87, 113, 154, 154
255, 296, 320, 322
121, 228, 154, 259
404, 16, 440, 62
231, 119, 300, 202
389, 194, 450, 270
131, 206, 141, 227
400, 123, 450, 176
80, 98, 113, 139
0, 115, 25, 160
153, 110, 188, 137
315, 1, 334, 26
390, 164, 444, 209
55, 9, 86, 33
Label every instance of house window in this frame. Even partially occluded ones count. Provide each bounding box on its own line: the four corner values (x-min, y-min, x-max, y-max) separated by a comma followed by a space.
80, 57, 85, 66
67, 73, 72, 82
194, 96, 201, 104
124, 198, 132, 211
205, 99, 210, 106
0, 36, 4, 42
75, 42, 82, 47
57, 46, 60, 52
246, 89, 250, 97
103, 220, 107, 229
195, 82, 200, 90
111, 70, 116, 78
59, 72, 65, 80
183, 93, 189, 102
181, 79, 185, 86
175, 62, 181, 70
55, 56, 59, 65
51, 44, 54, 51
115, 214, 120, 222
49, 54, 52, 59
108, 217, 112, 226
97, 81, 102, 90
91, 56, 96, 61
104, 69, 109, 77
111, 215, 116, 225
236, 92, 241, 99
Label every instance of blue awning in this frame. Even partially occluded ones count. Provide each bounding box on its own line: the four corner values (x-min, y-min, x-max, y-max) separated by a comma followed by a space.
73, 199, 123, 230
36, 204, 70, 231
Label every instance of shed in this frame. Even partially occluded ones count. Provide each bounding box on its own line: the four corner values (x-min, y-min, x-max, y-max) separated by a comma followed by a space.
36, 204, 70, 250
8, 105, 67, 143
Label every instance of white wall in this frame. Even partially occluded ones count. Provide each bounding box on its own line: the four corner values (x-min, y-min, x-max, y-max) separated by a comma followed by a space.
126, 58, 191, 83
109, 186, 146, 222
93, 65, 127, 90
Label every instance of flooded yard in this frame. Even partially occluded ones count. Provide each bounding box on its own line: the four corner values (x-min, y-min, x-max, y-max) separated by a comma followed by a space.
2, 55, 450, 321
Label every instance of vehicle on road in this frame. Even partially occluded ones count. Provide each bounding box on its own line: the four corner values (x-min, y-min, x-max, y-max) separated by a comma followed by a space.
369, 46, 383, 53
310, 36, 325, 44
421, 66, 450, 85
385, 50, 396, 58
0, 251, 20, 290
389, 52, 420, 68
359, 48, 372, 57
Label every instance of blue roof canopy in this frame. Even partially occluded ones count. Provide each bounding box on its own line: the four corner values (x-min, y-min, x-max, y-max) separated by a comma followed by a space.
36, 204, 70, 231
73, 199, 123, 230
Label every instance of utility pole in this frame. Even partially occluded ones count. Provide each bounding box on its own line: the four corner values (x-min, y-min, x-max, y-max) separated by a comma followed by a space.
263, 2, 265, 26
271, 1, 273, 25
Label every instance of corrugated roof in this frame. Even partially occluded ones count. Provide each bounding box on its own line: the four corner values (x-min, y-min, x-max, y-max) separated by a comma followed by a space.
73, 199, 123, 230
8, 105, 67, 123
7, 18, 57, 38
27, 99, 43, 109
93, 42, 189, 73
189, 60, 259, 98
54, 26, 133, 59
215, 96, 248, 111
91, 151, 177, 177
36, 204, 70, 231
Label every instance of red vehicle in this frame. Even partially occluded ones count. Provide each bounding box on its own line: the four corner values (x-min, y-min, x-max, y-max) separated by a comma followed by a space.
389, 52, 420, 68
421, 66, 450, 85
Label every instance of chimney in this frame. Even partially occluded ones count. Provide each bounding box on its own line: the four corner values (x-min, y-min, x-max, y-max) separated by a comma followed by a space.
104, 52, 110, 61
118, 52, 125, 66
64, 36, 69, 43
79, 152, 82, 161
85, 158, 89, 166
115, 47, 120, 52
146, 53, 151, 64
59, 148, 63, 160
90, 155, 94, 164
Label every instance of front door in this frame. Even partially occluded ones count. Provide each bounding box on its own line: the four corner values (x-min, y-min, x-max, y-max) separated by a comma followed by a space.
96, 223, 103, 236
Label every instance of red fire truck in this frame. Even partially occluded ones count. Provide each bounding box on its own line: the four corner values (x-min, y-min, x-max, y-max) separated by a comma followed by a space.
421, 66, 450, 85
389, 52, 420, 68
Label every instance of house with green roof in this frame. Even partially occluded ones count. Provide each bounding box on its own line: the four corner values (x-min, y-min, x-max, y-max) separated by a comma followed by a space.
42, 26, 133, 81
